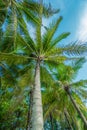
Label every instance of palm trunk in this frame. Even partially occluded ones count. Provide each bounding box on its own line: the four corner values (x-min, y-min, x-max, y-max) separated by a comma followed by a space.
66, 90, 87, 128
31, 59, 44, 130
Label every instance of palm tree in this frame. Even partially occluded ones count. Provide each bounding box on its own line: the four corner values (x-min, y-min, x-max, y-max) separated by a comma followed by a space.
43, 59, 87, 129
43, 82, 80, 129
64, 80, 87, 128
55, 59, 87, 127
1, 2, 87, 128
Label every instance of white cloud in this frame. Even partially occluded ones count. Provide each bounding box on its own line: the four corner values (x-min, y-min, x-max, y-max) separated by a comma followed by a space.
76, 3, 87, 41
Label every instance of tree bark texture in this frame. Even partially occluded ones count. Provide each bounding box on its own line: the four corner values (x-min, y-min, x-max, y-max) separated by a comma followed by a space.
31, 60, 44, 130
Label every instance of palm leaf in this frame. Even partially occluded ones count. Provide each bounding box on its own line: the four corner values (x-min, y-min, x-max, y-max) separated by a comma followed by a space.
62, 42, 87, 56
48, 32, 70, 51
42, 16, 63, 51
70, 80, 87, 88
0, 52, 33, 65
22, 0, 59, 17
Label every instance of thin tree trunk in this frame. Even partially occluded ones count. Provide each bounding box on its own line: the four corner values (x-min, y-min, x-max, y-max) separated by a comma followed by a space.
66, 90, 87, 128
31, 59, 44, 130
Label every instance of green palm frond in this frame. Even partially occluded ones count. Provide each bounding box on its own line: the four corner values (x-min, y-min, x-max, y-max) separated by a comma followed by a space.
62, 42, 87, 56
16, 34, 36, 54
0, 8, 18, 52
77, 89, 87, 99
43, 101, 58, 120
0, 0, 10, 26
72, 57, 86, 72
42, 3, 59, 17
35, 18, 42, 54
45, 55, 67, 64
48, 32, 70, 50
42, 16, 63, 51
54, 64, 73, 82
21, 6, 39, 24
0, 52, 32, 65
0, 64, 18, 86
18, 70, 34, 88
46, 42, 87, 58
70, 80, 87, 88
18, 16, 29, 37
40, 65, 54, 86
45, 55, 82, 65
73, 94, 87, 113
22, 0, 59, 18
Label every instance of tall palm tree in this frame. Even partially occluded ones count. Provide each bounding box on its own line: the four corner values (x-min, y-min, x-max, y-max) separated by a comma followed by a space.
0, 4, 87, 128
43, 59, 87, 129
43, 82, 82, 130
64, 80, 87, 128
55, 59, 87, 127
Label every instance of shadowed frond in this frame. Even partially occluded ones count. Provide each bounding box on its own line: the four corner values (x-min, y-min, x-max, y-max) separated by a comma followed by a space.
0, 52, 34, 65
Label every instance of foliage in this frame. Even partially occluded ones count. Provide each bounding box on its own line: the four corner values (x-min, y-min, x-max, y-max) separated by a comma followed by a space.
0, 0, 87, 129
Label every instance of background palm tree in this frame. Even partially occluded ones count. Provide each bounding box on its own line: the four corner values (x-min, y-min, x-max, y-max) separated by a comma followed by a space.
56, 59, 87, 127
43, 58, 87, 129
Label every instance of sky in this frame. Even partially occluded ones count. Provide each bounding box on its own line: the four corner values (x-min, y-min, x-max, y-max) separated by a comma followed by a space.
43, 0, 87, 81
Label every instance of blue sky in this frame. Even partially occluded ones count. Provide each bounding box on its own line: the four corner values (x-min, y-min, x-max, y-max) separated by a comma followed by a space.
43, 0, 87, 81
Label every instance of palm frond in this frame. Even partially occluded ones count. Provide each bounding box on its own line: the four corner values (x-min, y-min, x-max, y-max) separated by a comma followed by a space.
78, 89, 87, 98
0, 52, 33, 65
73, 94, 87, 113
43, 101, 58, 120
35, 18, 42, 54
40, 65, 54, 86
20, 3, 39, 24
42, 16, 63, 51
16, 33, 35, 54
0, 9, 18, 52
62, 42, 87, 56
22, 0, 59, 17
70, 80, 87, 88
45, 55, 66, 64
48, 32, 70, 51
71, 58, 86, 72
